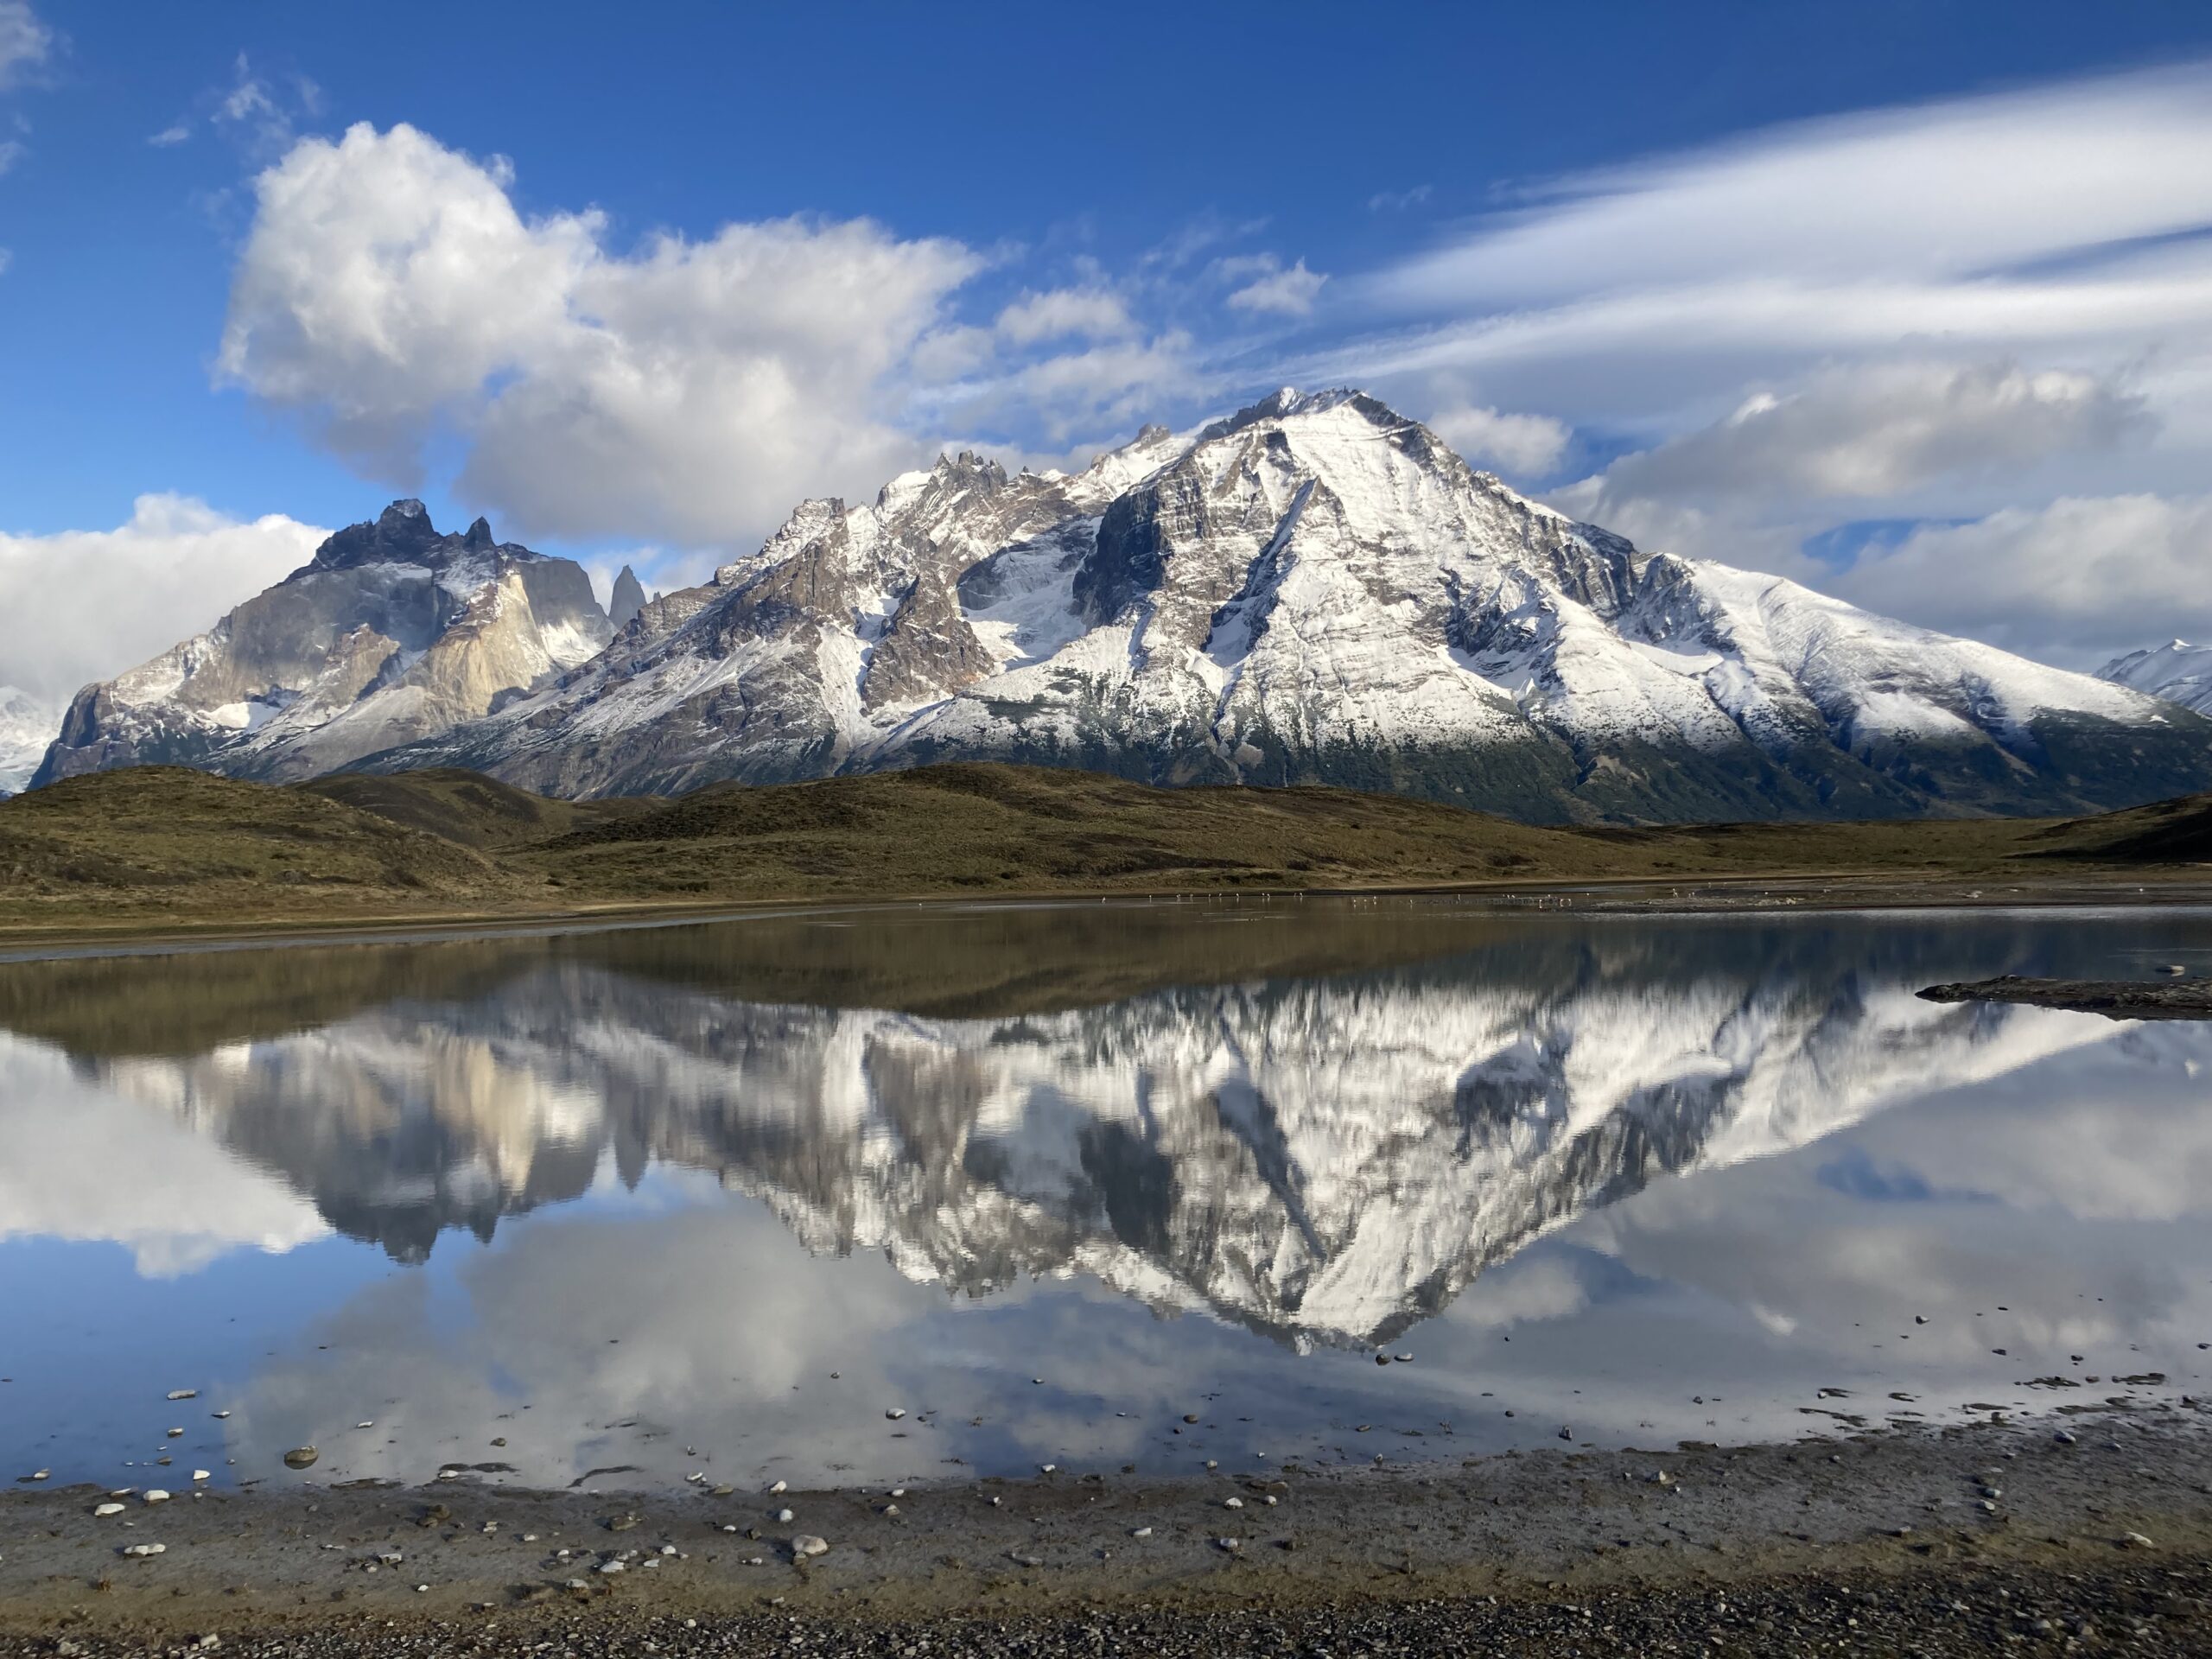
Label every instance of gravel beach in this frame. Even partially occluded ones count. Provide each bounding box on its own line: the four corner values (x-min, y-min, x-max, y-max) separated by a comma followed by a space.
5, 1405, 2209, 1655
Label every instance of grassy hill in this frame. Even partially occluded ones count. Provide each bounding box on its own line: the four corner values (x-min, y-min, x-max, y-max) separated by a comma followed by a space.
0, 760, 2206, 942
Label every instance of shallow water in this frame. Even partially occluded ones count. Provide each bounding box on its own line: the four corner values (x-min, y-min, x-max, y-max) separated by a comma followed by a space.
3, 897, 2210, 1496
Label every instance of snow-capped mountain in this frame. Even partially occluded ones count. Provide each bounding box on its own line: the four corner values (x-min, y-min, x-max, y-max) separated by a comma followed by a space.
2099, 640, 2212, 717
361, 390, 2212, 820
0, 686, 58, 797
60, 936, 2117, 1345
31, 502, 613, 787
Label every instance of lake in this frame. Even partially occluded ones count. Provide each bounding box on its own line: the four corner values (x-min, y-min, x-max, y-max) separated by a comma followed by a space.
3, 898, 2209, 1496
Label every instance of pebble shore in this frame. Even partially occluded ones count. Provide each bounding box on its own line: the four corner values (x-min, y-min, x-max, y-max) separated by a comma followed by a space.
3, 1406, 2209, 1654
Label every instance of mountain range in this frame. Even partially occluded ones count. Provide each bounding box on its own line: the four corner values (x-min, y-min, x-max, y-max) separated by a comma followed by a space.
27, 390, 2212, 821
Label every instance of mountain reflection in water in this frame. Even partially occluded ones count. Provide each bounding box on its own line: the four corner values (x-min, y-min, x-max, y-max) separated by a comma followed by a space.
8, 899, 2212, 1492
0, 900, 2190, 1349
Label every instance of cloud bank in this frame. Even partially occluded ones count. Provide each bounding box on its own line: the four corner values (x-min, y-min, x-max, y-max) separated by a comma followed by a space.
0, 496, 327, 703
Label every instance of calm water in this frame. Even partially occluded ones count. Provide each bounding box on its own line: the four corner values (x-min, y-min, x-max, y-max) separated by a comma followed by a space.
3, 898, 2210, 1495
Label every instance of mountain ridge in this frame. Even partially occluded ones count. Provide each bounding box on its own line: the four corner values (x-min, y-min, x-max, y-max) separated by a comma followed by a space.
358, 389, 2212, 820
2099, 639, 2212, 717
31, 501, 613, 789
26, 391, 2212, 821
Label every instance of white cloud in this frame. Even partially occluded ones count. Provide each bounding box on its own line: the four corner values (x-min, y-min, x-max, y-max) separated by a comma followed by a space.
0, 494, 327, 703
1368, 184, 1432, 213
1308, 60, 2212, 456
1364, 60, 2212, 390
0, 1, 49, 89
993, 287, 1135, 346
1427, 402, 1571, 475
1227, 257, 1327, 317
1825, 493, 2212, 668
1574, 359, 2149, 512
219, 122, 1200, 551
213, 53, 297, 153
147, 123, 192, 147
0, 136, 21, 175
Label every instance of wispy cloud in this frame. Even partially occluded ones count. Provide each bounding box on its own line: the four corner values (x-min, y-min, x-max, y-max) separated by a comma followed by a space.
0, 0, 50, 90
1366, 184, 1431, 213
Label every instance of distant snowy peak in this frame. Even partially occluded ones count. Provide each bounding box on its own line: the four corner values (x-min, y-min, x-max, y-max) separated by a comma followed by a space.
0, 686, 59, 796
375, 388, 2212, 819
2099, 640, 2212, 717
32, 503, 613, 788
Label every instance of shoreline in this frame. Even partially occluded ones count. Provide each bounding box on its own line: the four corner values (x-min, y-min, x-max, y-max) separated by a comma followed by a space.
3, 1408, 2208, 1651
6, 870, 2212, 963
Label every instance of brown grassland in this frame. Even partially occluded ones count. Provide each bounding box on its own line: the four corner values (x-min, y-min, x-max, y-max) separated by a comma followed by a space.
0, 760, 2208, 945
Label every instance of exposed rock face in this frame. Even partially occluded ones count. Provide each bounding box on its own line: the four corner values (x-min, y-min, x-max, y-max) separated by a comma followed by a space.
33, 503, 612, 786
0, 687, 57, 797
608, 565, 647, 631
369, 391, 2212, 819
2100, 640, 2212, 716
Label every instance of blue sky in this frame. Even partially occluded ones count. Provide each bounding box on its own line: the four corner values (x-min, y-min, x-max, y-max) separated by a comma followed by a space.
5, 1, 2212, 702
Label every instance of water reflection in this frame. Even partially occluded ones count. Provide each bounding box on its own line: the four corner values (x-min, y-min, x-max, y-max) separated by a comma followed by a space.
2, 900, 2209, 1489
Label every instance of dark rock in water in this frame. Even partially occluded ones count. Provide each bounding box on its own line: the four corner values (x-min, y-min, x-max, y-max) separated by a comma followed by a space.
1916, 975, 2212, 1020
283, 1446, 319, 1470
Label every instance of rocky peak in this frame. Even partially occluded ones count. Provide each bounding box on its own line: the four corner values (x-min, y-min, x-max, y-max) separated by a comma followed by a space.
609, 564, 648, 631
308, 499, 454, 574
463, 516, 497, 551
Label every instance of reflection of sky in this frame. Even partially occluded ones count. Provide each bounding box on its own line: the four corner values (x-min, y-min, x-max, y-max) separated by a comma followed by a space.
3, 907, 2210, 1489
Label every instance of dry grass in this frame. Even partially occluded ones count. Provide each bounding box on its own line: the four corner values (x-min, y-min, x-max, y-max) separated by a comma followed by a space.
0, 760, 2206, 943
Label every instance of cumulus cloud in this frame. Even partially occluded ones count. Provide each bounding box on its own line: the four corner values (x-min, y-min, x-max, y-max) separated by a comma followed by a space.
218, 123, 1205, 552
0, 0, 49, 89
1825, 493, 2212, 668
0, 495, 327, 702
1226, 257, 1327, 317
1427, 402, 1572, 475
219, 123, 978, 547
